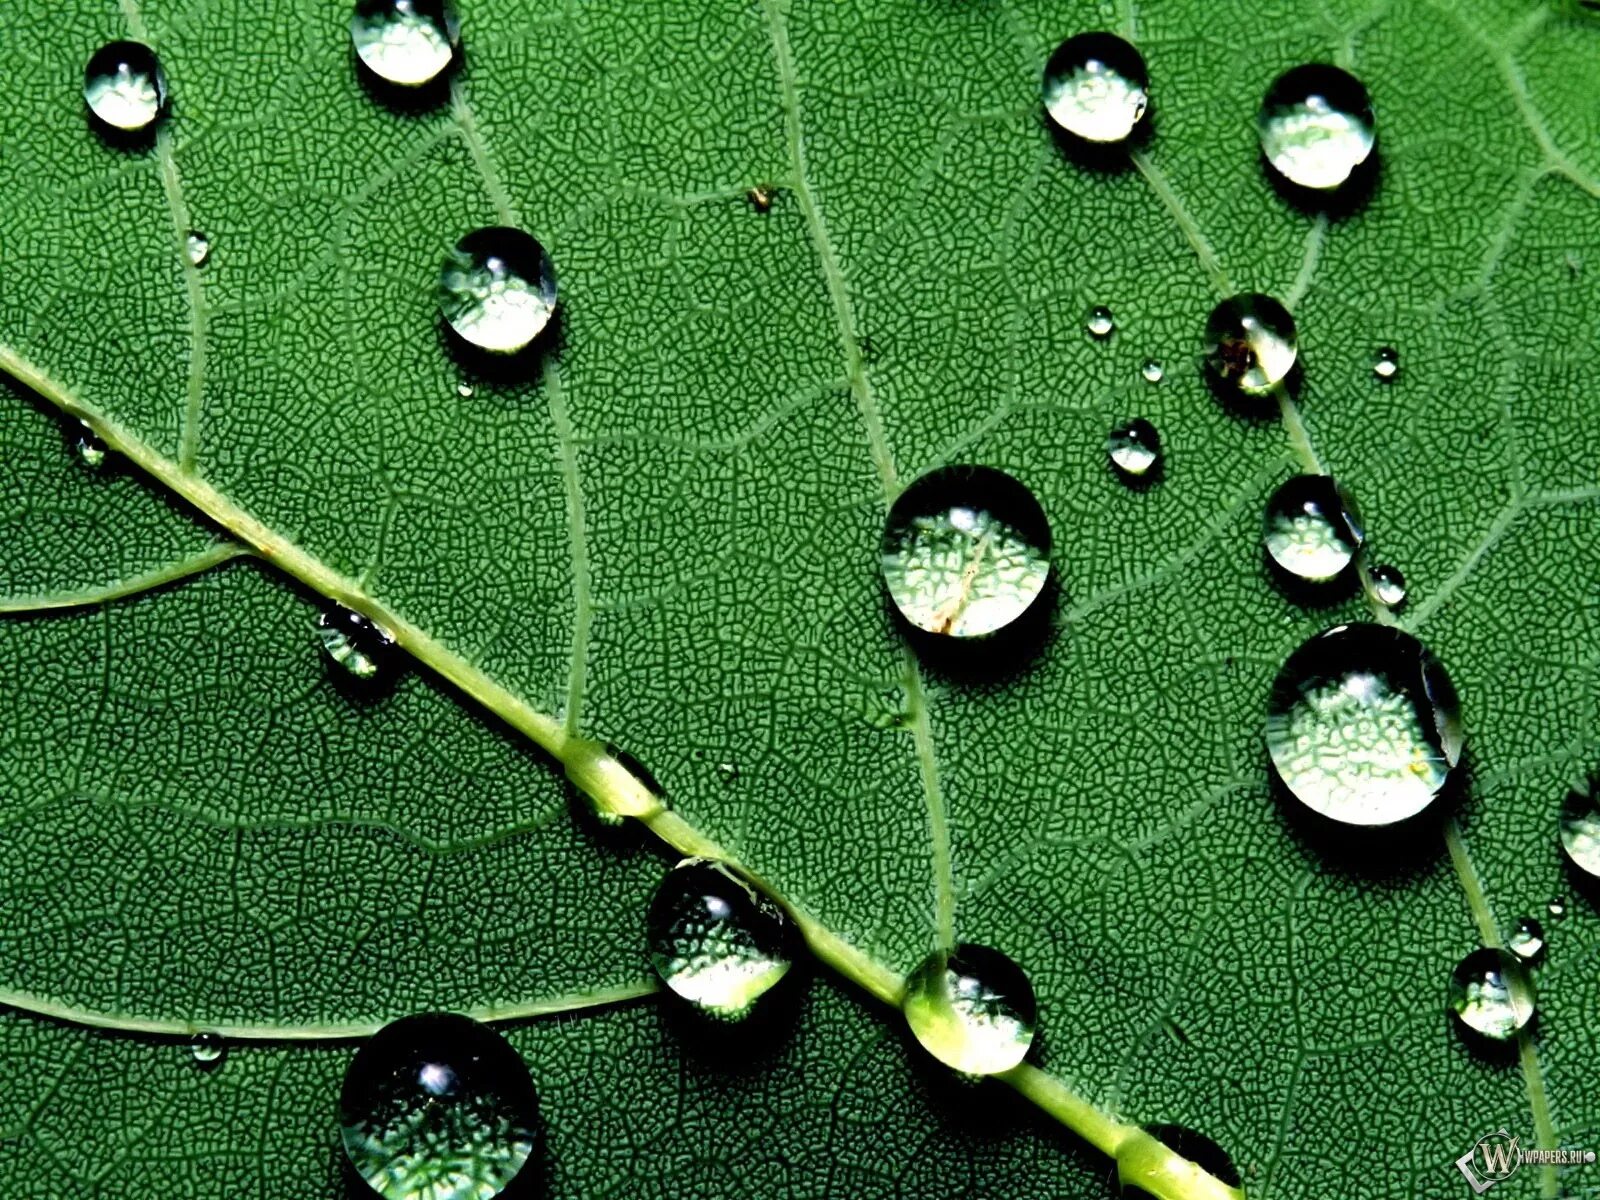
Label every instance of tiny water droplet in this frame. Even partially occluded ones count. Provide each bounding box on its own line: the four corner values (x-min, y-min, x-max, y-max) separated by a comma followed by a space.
185, 230, 211, 266
881, 466, 1052, 640
1369, 563, 1407, 610
1119, 1125, 1242, 1196
1140, 358, 1164, 383
1549, 897, 1567, 920
1559, 781, 1600, 880
1107, 418, 1161, 481
1042, 32, 1149, 145
190, 1033, 225, 1069
351, 0, 461, 89
340, 1013, 538, 1200
904, 943, 1036, 1075
1263, 474, 1363, 585
1372, 346, 1399, 380
1448, 948, 1535, 1041
84, 41, 167, 135
1258, 64, 1376, 191
455, 381, 474, 398
316, 607, 400, 683
1204, 293, 1297, 396
716, 761, 739, 785
1085, 305, 1116, 339
74, 424, 107, 469
647, 858, 794, 1020
746, 185, 775, 213
1267, 624, 1463, 826
1508, 917, 1545, 964
439, 227, 558, 356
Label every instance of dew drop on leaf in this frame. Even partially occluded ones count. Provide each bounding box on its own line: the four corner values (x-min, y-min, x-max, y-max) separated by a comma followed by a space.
1263, 474, 1363, 585
351, 0, 461, 89
903, 943, 1036, 1075
1107, 418, 1161, 481
1085, 304, 1116, 339
1508, 917, 1545, 964
1042, 32, 1149, 145
1119, 1124, 1242, 1196
190, 1033, 225, 1069
1368, 562, 1407, 610
1257, 64, 1376, 191
1448, 949, 1535, 1041
455, 381, 474, 398
84, 41, 167, 135
1558, 781, 1600, 880
881, 466, 1051, 640
1140, 358, 1163, 384
646, 858, 794, 1020
1372, 345, 1399, 381
316, 607, 400, 683
1266, 624, 1464, 827
1203, 293, 1297, 396
72, 422, 107, 469
185, 230, 211, 267
439, 227, 558, 356
1549, 896, 1567, 920
340, 1013, 539, 1200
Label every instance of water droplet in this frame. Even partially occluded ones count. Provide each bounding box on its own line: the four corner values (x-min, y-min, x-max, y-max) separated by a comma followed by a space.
1085, 305, 1116, 339
439, 227, 558, 356
1448, 949, 1535, 1041
1549, 897, 1567, 920
1140, 358, 1164, 383
1258, 64, 1376, 191
190, 1033, 225, 1069
455, 381, 474, 398
903, 943, 1036, 1075
1119, 1125, 1242, 1196
881, 465, 1052, 640
1203, 293, 1297, 396
746, 185, 775, 213
351, 0, 461, 89
74, 423, 107, 469
647, 858, 794, 1020
1107, 418, 1161, 480
1369, 562, 1407, 610
1042, 32, 1149, 145
340, 1013, 538, 1200
316, 607, 400, 683
1559, 781, 1600, 880
1508, 917, 1545, 964
1372, 346, 1399, 381
185, 230, 211, 267
84, 41, 168, 135
1263, 474, 1364, 585
716, 761, 739, 785
1266, 624, 1463, 826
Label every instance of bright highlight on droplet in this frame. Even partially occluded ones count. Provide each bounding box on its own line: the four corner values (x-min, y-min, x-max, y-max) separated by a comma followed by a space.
1107, 418, 1161, 481
185, 230, 211, 267
1085, 304, 1116, 339
903, 943, 1036, 1075
1042, 32, 1149, 145
1263, 474, 1363, 586
1369, 562, 1407, 610
1258, 63, 1376, 191
1559, 781, 1600, 880
317, 607, 400, 683
84, 41, 167, 134
351, 0, 461, 88
439, 227, 559, 356
1448, 949, 1535, 1041
1204, 293, 1297, 396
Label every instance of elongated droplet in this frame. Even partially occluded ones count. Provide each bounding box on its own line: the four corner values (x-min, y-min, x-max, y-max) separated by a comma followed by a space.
1559, 781, 1600, 879
340, 1013, 538, 1200
1085, 305, 1115, 339
1204, 293, 1297, 396
1258, 64, 1376, 191
904, 943, 1036, 1075
84, 41, 167, 135
1369, 562, 1407, 609
185, 230, 211, 266
1267, 624, 1463, 826
439, 227, 558, 356
1448, 949, 1535, 1041
351, 0, 461, 88
1372, 346, 1399, 380
1119, 1125, 1241, 1197
1508, 917, 1545, 964
1140, 358, 1163, 384
317, 607, 399, 682
881, 465, 1051, 639
74, 423, 107, 469
1549, 897, 1567, 920
1042, 32, 1149, 145
1108, 418, 1161, 480
190, 1033, 225, 1069
1263, 474, 1363, 585
647, 858, 793, 1020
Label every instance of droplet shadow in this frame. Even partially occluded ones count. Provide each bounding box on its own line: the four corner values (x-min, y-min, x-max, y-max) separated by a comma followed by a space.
1202, 355, 1303, 422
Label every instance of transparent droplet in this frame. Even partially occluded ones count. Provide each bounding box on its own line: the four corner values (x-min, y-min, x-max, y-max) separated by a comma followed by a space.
340, 1013, 538, 1200
1372, 346, 1399, 381
190, 1033, 225, 1069
1266, 624, 1464, 826
439, 227, 558, 356
881, 465, 1052, 640
1107, 418, 1161, 480
1508, 917, 1545, 964
455, 382, 474, 398
1119, 1124, 1242, 1197
904, 943, 1036, 1075
1204, 293, 1297, 396
1559, 782, 1600, 880
351, 0, 461, 88
1042, 32, 1149, 145
1258, 64, 1376, 191
74, 424, 107, 469
1369, 563, 1407, 610
1549, 897, 1567, 920
185, 230, 211, 267
647, 858, 793, 1020
746, 185, 775, 213
1263, 474, 1364, 585
1448, 949, 1536, 1041
715, 761, 739, 786
84, 41, 167, 135
1085, 305, 1116, 339
316, 607, 400, 682
1140, 358, 1164, 384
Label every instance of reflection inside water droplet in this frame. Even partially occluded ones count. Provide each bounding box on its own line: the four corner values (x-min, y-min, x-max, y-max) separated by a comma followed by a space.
1258, 63, 1376, 191
1042, 32, 1149, 145
1369, 563, 1407, 610
1263, 474, 1363, 585
84, 41, 168, 135
351, 0, 461, 88
1107, 418, 1161, 480
316, 607, 399, 683
1085, 305, 1115, 339
1508, 917, 1545, 964
1559, 782, 1600, 880
904, 943, 1036, 1075
1204, 293, 1297, 396
1448, 948, 1535, 1041
439, 227, 558, 356
73, 422, 107, 469
185, 230, 211, 266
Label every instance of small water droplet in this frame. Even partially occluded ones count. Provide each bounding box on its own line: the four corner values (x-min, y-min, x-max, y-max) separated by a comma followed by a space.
647, 858, 794, 1020
746, 185, 775, 213
439, 227, 558, 356
1508, 917, 1545, 964
1369, 562, 1407, 610
316, 607, 400, 683
1042, 32, 1149, 145
1263, 474, 1364, 585
1258, 64, 1376, 191
1204, 293, 1297, 396
351, 0, 461, 89
881, 466, 1052, 640
84, 41, 168, 135
1267, 623, 1464, 826
1448, 948, 1535, 1041
1549, 896, 1567, 920
1559, 781, 1600, 880
74, 423, 107, 469
1085, 305, 1116, 339
185, 230, 211, 267
456, 381, 474, 398
340, 1013, 538, 1200
904, 943, 1036, 1075
190, 1033, 225, 1069
1107, 418, 1161, 481
716, 761, 739, 785
1372, 346, 1399, 381
1140, 358, 1164, 383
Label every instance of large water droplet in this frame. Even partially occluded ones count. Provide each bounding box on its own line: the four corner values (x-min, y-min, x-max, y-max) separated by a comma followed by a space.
881, 466, 1051, 639
84, 41, 167, 135
1042, 32, 1149, 145
1107, 418, 1161, 481
1372, 346, 1399, 381
1204, 293, 1297, 396
1369, 562, 1407, 610
1140, 358, 1164, 384
1508, 917, 1545, 964
1085, 305, 1116, 339
647, 858, 794, 1020
1263, 474, 1363, 585
1258, 64, 1376, 191
190, 1033, 225, 1069
185, 230, 211, 267
1448, 949, 1535, 1041
904, 943, 1036, 1075
351, 0, 461, 88
1559, 781, 1600, 879
340, 1013, 538, 1200
439, 227, 558, 356
1266, 624, 1463, 827
317, 607, 400, 683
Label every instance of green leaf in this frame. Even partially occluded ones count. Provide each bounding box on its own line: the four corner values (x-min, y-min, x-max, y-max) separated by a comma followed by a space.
2, 0, 1598, 1196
